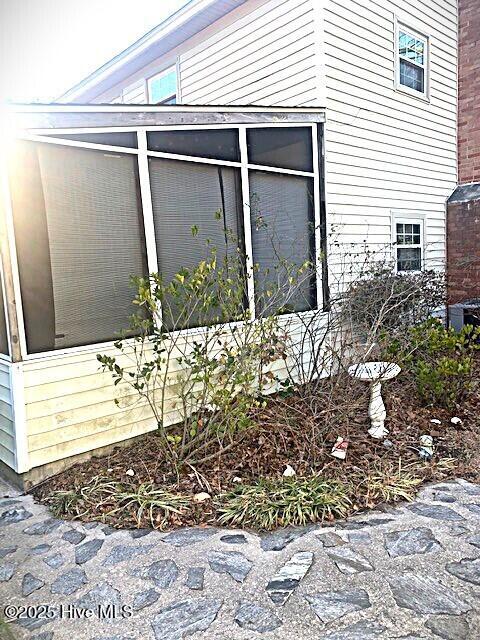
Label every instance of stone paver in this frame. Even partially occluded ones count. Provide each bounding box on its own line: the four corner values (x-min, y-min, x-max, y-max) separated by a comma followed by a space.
0, 478, 479, 639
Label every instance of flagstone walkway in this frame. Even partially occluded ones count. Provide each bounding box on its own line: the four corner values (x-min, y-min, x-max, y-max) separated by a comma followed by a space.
0, 477, 479, 640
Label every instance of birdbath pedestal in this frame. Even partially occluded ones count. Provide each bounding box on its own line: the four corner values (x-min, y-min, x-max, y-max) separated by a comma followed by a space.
348, 362, 401, 439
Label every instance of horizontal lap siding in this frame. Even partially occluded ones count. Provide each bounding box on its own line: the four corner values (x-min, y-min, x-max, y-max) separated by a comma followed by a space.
324, 0, 457, 281
0, 361, 15, 469
180, 0, 318, 106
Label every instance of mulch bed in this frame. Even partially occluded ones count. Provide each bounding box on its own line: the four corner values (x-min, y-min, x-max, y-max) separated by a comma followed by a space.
32, 357, 480, 530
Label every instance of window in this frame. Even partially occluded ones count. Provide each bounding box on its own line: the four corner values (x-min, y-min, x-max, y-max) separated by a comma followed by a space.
396, 24, 428, 98
147, 67, 177, 104
10, 141, 148, 353
11, 121, 323, 353
395, 219, 423, 272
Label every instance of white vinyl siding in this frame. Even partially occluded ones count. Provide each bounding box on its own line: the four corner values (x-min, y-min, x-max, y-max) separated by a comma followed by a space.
323, 0, 457, 281
0, 361, 15, 469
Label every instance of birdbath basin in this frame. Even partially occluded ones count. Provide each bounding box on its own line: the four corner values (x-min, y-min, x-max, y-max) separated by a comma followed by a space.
348, 361, 401, 439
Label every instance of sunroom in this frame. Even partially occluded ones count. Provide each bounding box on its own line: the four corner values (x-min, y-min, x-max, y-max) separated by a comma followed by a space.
0, 105, 327, 486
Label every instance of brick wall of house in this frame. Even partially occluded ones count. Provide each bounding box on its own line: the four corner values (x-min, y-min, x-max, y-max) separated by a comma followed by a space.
447, 0, 480, 307
458, 0, 480, 184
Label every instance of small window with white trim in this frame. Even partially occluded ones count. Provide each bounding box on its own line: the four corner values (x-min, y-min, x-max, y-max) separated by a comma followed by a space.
147, 67, 177, 104
396, 23, 428, 98
395, 219, 423, 272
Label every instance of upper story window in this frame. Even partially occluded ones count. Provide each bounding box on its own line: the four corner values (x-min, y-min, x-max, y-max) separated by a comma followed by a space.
147, 67, 177, 104
396, 23, 428, 99
395, 218, 424, 272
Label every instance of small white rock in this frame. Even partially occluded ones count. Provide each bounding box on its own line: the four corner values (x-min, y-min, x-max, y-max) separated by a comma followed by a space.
430, 419, 442, 425
232, 476, 242, 483
283, 464, 296, 477
125, 469, 135, 476
193, 492, 210, 502
450, 417, 462, 425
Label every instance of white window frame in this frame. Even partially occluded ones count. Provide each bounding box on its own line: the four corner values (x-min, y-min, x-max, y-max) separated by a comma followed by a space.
392, 213, 425, 273
394, 19, 429, 101
147, 65, 178, 105
11, 121, 323, 360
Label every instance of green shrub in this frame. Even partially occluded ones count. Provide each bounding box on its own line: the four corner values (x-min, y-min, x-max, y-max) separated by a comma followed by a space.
388, 319, 480, 409
215, 476, 351, 530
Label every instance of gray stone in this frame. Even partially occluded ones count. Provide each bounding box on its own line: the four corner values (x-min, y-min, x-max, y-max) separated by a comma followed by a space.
76, 582, 121, 612
260, 527, 306, 551
102, 543, 154, 566
455, 479, 480, 495
338, 517, 393, 530
464, 503, 480, 516
75, 538, 104, 564
347, 531, 372, 545
324, 620, 385, 639
0, 498, 21, 507
17, 614, 55, 631
425, 615, 470, 640
162, 527, 217, 547
134, 559, 179, 588
62, 529, 86, 545
23, 519, 62, 535
384, 527, 442, 558
0, 546, 16, 558
51, 567, 88, 595
407, 503, 464, 522
448, 525, 470, 537
83, 522, 98, 530
306, 588, 371, 624
220, 534, 247, 545
29, 543, 51, 556
151, 598, 222, 640
130, 529, 151, 539
185, 567, 205, 590
466, 534, 480, 548
31, 633, 54, 640
445, 558, 480, 586
327, 546, 374, 574
234, 601, 282, 633
0, 561, 15, 581
91, 637, 133, 640
133, 588, 159, 610
434, 493, 457, 503
102, 525, 118, 536
0, 507, 32, 526
266, 551, 314, 605
315, 531, 346, 547
22, 573, 45, 596
207, 550, 252, 583
43, 553, 64, 569
387, 573, 471, 614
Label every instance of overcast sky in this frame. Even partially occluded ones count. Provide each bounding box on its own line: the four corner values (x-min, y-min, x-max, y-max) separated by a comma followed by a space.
0, 0, 189, 103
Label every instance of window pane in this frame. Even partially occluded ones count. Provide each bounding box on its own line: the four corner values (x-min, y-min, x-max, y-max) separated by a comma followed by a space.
249, 171, 316, 314
247, 127, 313, 172
47, 132, 137, 148
397, 247, 422, 271
400, 59, 425, 93
0, 276, 8, 355
10, 142, 148, 353
149, 69, 176, 103
148, 158, 245, 329
147, 129, 240, 162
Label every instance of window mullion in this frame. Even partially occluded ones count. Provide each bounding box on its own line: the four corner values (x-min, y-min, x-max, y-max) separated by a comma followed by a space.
238, 126, 256, 320
137, 130, 162, 325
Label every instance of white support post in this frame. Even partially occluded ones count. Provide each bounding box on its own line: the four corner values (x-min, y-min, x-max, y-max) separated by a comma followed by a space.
238, 126, 256, 320
10, 362, 29, 473
312, 124, 323, 310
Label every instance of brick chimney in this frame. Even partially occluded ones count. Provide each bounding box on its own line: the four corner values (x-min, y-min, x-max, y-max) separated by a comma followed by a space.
447, 0, 480, 311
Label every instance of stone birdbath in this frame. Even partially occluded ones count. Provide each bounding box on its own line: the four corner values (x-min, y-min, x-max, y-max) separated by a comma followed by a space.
348, 361, 401, 439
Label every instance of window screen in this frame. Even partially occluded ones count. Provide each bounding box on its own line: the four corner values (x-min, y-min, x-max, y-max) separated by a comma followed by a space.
247, 127, 313, 172
47, 131, 137, 148
0, 276, 8, 355
148, 158, 244, 329
249, 171, 316, 314
10, 141, 148, 353
396, 222, 422, 271
147, 129, 240, 162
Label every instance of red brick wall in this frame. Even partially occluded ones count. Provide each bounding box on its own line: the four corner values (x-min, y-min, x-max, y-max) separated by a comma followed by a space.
447, 199, 480, 304
458, 0, 480, 184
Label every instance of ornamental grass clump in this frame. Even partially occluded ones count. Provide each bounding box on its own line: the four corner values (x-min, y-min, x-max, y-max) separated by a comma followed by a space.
215, 475, 351, 530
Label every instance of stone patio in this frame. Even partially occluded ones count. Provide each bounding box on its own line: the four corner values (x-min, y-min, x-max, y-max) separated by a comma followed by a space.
0, 477, 479, 640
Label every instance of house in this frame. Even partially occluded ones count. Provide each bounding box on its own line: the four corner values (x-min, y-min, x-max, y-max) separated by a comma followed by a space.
0, 0, 457, 486
447, 0, 480, 329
